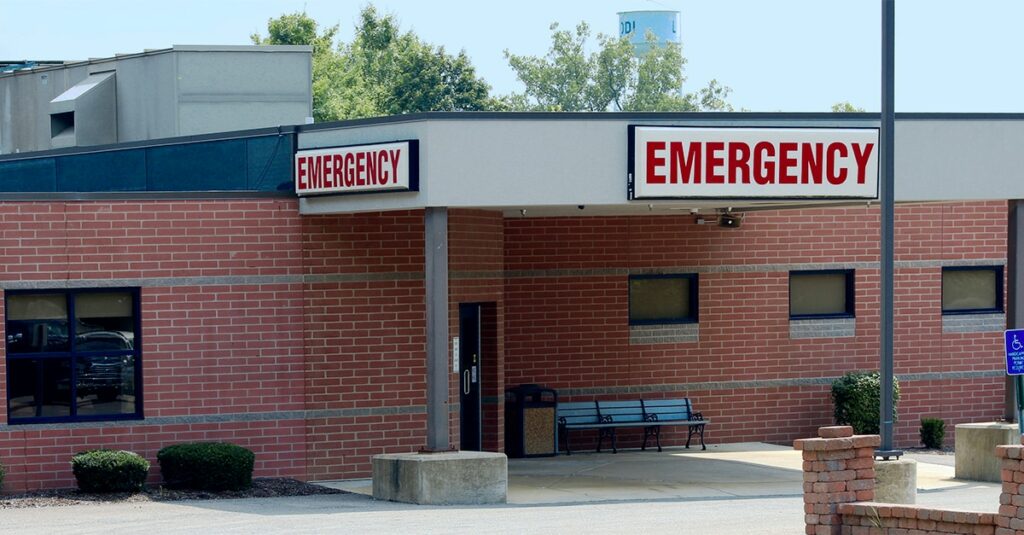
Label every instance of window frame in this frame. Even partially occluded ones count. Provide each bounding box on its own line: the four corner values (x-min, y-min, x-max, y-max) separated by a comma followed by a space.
5, 288, 143, 424
789, 269, 856, 320
941, 265, 1004, 315
627, 273, 699, 326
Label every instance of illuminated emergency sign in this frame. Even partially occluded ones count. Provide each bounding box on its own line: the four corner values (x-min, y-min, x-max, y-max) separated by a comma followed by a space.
629, 127, 879, 200
295, 140, 418, 197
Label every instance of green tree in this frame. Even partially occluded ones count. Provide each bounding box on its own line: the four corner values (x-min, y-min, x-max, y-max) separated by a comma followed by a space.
253, 7, 492, 122
831, 101, 865, 113
343, 6, 490, 116
502, 22, 732, 112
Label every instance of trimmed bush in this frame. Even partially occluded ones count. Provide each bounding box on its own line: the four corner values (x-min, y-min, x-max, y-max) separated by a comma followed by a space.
831, 371, 900, 435
71, 450, 150, 493
157, 442, 255, 491
920, 417, 946, 449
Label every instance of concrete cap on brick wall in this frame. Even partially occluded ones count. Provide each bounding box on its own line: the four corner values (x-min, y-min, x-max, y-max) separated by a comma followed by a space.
818, 426, 854, 439
794, 430, 880, 451
996, 444, 1024, 459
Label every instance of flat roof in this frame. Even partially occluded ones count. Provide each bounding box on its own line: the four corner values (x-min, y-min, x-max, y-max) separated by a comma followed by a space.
0, 44, 312, 79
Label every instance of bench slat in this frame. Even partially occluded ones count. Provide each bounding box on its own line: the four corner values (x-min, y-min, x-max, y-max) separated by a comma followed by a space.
556, 401, 600, 425
596, 400, 644, 423
642, 398, 692, 422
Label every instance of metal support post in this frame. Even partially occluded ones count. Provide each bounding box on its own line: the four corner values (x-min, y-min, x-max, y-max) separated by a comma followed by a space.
877, 0, 901, 458
1009, 200, 1024, 433
424, 207, 450, 451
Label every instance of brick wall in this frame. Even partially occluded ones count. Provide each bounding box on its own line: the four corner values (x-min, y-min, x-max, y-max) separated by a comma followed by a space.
448, 209, 505, 453
0, 198, 1013, 490
796, 426, 1002, 535
0, 200, 309, 490
300, 210, 428, 480
504, 201, 1008, 451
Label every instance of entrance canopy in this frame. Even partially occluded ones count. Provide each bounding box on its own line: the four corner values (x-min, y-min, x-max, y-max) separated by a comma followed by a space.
297, 112, 1024, 217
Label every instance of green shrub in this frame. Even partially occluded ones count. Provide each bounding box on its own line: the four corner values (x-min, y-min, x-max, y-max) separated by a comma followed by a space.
71, 450, 150, 493
157, 442, 255, 491
831, 371, 900, 434
920, 417, 946, 449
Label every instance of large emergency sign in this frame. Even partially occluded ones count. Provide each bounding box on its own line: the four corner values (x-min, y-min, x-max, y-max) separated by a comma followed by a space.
295, 140, 418, 197
629, 127, 879, 200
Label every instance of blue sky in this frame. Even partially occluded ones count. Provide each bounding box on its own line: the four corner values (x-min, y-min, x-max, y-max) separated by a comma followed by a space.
1, 0, 1020, 112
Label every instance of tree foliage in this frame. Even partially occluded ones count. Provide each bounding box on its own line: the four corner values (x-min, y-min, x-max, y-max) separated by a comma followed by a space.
831, 101, 865, 113
253, 7, 492, 122
253, 8, 736, 118
502, 22, 732, 112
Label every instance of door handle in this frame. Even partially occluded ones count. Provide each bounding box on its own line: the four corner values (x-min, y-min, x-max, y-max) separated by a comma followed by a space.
464, 370, 470, 395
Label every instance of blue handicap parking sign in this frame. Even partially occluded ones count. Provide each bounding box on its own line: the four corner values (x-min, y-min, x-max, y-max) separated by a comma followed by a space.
1007, 330, 1024, 375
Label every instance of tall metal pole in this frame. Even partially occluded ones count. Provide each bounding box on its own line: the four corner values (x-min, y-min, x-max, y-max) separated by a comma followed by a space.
1009, 201, 1024, 433
878, 0, 899, 457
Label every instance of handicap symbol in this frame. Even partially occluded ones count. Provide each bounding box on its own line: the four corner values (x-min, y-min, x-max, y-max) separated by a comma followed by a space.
1014, 335, 1024, 352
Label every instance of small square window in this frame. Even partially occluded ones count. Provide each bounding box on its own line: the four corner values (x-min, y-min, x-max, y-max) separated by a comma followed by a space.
628, 274, 698, 325
942, 266, 1003, 314
790, 270, 855, 319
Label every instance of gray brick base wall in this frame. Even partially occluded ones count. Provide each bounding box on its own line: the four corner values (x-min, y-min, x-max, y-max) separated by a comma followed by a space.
790, 318, 856, 339
629, 323, 699, 345
942, 313, 1005, 334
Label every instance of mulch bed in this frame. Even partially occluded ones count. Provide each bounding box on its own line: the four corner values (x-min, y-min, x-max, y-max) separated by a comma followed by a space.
0, 478, 345, 509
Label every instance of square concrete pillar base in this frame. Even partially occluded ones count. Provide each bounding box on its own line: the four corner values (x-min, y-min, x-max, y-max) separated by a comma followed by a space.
372, 451, 507, 505
955, 422, 1020, 482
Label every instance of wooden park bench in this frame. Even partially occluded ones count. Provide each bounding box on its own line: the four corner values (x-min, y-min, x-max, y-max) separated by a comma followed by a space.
556, 398, 708, 455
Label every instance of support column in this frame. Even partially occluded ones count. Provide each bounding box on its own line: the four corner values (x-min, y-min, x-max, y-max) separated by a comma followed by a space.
1007, 200, 1024, 422
425, 207, 449, 451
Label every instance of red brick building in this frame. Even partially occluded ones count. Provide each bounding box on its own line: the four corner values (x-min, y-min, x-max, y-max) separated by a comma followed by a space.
0, 113, 1020, 491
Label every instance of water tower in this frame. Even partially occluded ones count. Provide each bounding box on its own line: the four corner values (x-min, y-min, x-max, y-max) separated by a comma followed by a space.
617, 10, 680, 56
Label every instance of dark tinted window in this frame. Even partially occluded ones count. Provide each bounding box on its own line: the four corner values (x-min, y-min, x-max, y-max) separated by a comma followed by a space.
629, 275, 698, 324
5, 289, 141, 423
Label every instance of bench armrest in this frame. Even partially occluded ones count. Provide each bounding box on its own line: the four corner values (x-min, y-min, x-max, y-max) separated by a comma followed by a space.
690, 412, 704, 421
644, 413, 658, 422
600, 415, 614, 423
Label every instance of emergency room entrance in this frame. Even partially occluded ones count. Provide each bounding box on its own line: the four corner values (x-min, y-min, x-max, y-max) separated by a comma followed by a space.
459, 303, 483, 451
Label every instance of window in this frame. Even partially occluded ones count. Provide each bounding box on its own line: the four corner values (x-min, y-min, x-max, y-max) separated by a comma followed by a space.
790, 270, 855, 319
5, 289, 141, 423
628, 274, 698, 325
942, 266, 1003, 314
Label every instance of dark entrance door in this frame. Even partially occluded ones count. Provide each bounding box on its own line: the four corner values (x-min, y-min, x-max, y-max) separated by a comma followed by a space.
459, 303, 482, 451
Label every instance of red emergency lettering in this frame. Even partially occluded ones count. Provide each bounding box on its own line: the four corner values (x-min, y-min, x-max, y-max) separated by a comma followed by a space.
669, 142, 701, 184
646, 142, 666, 184
852, 143, 874, 184
705, 142, 725, 184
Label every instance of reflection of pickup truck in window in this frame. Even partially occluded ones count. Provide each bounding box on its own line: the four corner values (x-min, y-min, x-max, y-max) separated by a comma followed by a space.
76, 330, 134, 401
5, 320, 69, 353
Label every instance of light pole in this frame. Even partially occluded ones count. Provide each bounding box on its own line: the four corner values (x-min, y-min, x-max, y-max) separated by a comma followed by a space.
877, 0, 900, 458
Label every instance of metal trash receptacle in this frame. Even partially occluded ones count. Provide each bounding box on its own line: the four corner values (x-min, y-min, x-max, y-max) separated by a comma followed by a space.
505, 384, 558, 458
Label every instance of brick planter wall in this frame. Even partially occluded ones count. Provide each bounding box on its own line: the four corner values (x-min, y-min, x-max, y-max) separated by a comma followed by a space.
795, 425, 1017, 535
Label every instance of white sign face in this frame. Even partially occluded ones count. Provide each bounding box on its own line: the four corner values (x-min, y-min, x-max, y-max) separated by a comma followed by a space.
629, 127, 879, 200
295, 140, 418, 197
452, 337, 460, 374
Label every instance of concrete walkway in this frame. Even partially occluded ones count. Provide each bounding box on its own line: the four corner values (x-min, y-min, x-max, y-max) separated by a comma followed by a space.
2, 443, 1004, 535
324, 442, 997, 508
